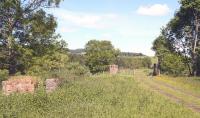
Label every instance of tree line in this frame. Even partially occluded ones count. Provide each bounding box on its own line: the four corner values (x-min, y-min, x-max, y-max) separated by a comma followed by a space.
0, 0, 119, 77
0, 0, 152, 79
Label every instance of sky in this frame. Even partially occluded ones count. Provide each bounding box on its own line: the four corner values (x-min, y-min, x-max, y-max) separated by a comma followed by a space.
48, 0, 180, 56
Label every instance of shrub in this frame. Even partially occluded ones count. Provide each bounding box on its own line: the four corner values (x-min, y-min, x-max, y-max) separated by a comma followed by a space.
43, 62, 91, 82
116, 56, 152, 69
161, 53, 187, 76
66, 62, 91, 77
0, 69, 9, 82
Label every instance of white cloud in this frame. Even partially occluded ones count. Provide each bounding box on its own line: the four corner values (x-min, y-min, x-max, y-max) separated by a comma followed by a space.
51, 9, 118, 29
136, 4, 170, 16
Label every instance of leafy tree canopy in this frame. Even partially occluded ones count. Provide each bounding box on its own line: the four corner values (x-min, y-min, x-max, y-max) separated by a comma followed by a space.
0, 0, 68, 75
85, 40, 119, 74
153, 0, 200, 76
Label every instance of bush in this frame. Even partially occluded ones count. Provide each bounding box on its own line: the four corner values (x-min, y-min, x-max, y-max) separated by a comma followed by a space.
27, 62, 91, 83
116, 56, 152, 69
69, 54, 86, 65
44, 62, 91, 82
160, 53, 187, 76
0, 69, 9, 82
66, 62, 91, 77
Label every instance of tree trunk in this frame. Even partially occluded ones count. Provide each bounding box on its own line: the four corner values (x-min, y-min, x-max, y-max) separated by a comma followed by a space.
8, 51, 17, 75
192, 14, 199, 76
184, 56, 192, 76
7, 36, 16, 75
196, 55, 200, 76
192, 54, 197, 76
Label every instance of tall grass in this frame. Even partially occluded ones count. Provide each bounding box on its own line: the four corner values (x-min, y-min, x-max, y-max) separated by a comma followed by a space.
0, 74, 199, 117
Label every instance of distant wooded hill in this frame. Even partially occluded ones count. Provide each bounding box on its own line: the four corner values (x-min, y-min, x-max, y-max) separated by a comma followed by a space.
120, 52, 145, 57
69, 49, 145, 56
69, 49, 86, 54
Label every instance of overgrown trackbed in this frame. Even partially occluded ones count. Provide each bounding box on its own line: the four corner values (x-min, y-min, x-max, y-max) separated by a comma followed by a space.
133, 70, 200, 113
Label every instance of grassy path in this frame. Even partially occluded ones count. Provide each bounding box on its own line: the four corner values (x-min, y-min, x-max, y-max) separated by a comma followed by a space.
133, 69, 200, 113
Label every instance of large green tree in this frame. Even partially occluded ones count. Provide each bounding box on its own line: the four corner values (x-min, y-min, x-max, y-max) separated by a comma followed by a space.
153, 0, 200, 76
153, 31, 190, 76
0, 0, 67, 75
163, 0, 200, 76
85, 40, 119, 74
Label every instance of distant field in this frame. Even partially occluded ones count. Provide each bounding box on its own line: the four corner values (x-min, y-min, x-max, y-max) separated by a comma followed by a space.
0, 72, 200, 118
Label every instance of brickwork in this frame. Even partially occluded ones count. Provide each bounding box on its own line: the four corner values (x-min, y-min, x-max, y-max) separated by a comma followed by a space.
109, 65, 118, 74
2, 77, 37, 95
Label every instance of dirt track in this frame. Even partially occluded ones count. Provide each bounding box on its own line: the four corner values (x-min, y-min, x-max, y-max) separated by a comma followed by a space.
133, 71, 200, 113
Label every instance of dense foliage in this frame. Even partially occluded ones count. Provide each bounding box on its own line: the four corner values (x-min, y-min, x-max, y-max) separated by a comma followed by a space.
85, 40, 119, 74
116, 56, 152, 69
160, 53, 187, 75
69, 49, 145, 57
0, 0, 67, 75
119, 52, 145, 57
41, 62, 91, 82
0, 69, 9, 82
153, 0, 200, 76
152, 35, 188, 75
69, 54, 85, 65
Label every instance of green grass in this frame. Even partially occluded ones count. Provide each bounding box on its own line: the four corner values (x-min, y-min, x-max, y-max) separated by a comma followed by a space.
0, 74, 200, 118
133, 69, 200, 113
153, 75, 200, 95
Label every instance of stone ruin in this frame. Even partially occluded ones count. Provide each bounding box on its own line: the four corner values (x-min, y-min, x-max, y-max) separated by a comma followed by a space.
109, 64, 118, 74
2, 77, 37, 95
45, 79, 61, 93
1, 76, 62, 95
